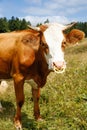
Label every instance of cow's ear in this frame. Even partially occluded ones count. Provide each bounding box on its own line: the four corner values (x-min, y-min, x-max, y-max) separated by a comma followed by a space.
65, 29, 85, 45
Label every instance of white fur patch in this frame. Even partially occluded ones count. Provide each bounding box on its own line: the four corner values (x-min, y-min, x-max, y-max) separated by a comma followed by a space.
44, 23, 65, 70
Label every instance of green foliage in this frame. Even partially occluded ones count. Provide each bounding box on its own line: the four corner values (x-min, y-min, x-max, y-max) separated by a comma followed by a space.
8, 16, 30, 31
44, 19, 49, 24
0, 17, 9, 32
20, 18, 31, 30
0, 39, 87, 129
8, 16, 21, 31
0, 16, 30, 32
0, 16, 87, 36
36, 23, 42, 27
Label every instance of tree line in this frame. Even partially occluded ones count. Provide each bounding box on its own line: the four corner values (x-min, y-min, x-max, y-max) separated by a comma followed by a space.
0, 16, 31, 32
0, 16, 87, 37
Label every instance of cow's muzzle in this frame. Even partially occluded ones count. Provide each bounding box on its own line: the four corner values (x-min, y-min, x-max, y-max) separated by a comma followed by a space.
53, 61, 66, 73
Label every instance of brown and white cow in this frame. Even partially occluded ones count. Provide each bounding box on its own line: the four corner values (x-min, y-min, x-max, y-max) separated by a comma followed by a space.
0, 22, 85, 129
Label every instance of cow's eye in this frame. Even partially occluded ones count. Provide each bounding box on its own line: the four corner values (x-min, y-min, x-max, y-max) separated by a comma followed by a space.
63, 41, 66, 45
62, 41, 66, 51
41, 42, 45, 47
41, 42, 48, 48
41, 42, 49, 54
62, 41, 66, 46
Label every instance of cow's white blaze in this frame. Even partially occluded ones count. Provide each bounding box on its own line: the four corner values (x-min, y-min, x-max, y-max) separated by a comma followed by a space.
44, 23, 66, 73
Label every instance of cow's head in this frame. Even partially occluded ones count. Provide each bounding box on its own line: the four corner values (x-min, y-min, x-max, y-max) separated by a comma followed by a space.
29, 23, 85, 73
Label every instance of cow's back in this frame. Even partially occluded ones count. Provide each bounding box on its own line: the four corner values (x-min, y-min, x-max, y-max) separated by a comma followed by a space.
0, 33, 18, 59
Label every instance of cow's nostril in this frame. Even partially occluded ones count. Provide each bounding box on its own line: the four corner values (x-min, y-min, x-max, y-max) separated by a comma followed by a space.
53, 61, 64, 68
53, 61, 66, 73
53, 62, 61, 70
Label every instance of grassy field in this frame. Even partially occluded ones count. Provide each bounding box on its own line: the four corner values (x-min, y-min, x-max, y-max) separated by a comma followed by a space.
0, 39, 87, 130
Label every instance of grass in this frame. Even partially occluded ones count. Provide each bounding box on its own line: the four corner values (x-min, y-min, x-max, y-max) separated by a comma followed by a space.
0, 39, 87, 130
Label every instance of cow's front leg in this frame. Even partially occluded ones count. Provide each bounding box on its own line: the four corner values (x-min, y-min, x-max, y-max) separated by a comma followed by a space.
32, 88, 42, 120
13, 73, 24, 130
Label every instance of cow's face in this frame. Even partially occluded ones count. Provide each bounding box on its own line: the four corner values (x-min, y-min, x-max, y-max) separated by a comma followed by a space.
29, 22, 85, 73
43, 24, 66, 73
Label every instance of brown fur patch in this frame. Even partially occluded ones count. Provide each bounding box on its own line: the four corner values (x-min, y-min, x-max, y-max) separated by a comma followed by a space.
22, 33, 40, 51
66, 29, 85, 44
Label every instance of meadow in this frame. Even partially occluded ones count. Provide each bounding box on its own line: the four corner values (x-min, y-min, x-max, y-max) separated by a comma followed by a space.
0, 39, 87, 130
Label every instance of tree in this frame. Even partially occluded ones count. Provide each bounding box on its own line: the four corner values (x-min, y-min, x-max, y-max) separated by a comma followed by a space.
20, 18, 31, 30
0, 17, 9, 32
44, 19, 49, 24
36, 23, 42, 27
8, 16, 21, 31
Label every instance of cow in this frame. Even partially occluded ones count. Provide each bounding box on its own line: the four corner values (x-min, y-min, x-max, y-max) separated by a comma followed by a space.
0, 22, 85, 129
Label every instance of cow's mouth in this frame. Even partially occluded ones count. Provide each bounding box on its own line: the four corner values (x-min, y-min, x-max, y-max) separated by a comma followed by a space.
53, 63, 66, 74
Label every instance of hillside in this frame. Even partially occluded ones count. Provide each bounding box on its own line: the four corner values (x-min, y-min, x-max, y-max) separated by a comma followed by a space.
0, 39, 87, 130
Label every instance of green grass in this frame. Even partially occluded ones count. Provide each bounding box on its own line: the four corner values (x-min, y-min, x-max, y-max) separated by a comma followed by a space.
0, 39, 87, 130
